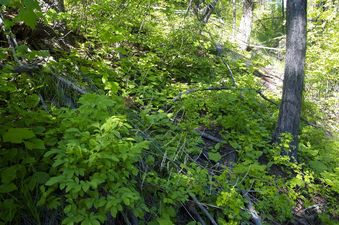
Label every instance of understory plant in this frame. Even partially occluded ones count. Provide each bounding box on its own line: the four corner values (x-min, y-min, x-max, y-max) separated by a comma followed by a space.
40, 94, 149, 224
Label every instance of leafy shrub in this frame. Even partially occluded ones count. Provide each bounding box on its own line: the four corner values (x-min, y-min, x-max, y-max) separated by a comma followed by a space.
40, 94, 149, 224
0, 73, 54, 224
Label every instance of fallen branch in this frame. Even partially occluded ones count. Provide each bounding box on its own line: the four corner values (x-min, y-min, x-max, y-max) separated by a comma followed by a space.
122, 212, 132, 225
253, 70, 276, 79
13, 64, 41, 73
38, 93, 49, 112
0, 13, 20, 64
55, 75, 87, 94
301, 203, 324, 214
188, 203, 207, 225
127, 210, 139, 225
10, 63, 88, 95
173, 86, 257, 101
242, 191, 262, 225
256, 90, 278, 106
189, 194, 218, 225
220, 57, 236, 86
195, 129, 224, 143
208, 33, 237, 86
248, 44, 283, 51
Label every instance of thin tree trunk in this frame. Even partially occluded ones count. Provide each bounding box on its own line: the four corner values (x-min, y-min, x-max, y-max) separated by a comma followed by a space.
192, 0, 219, 24
57, 0, 65, 12
281, 0, 285, 33
273, 0, 307, 161
237, 0, 254, 50
202, 0, 219, 23
232, 0, 237, 39
282, 0, 285, 19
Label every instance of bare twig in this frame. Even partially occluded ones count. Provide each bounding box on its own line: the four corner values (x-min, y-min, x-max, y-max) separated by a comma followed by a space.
10, 61, 88, 95
127, 210, 139, 225
195, 129, 224, 143
13, 64, 41, 73
185, 0, 194, 16
55, 76, 87, 94
248, 44, 283, 51
0, 12, 20, 64
189, 194, 218, 225
188, 204, 207, 225
207, 32, 237, 86
300, 204, 324, 214
220, 57, 236, 86
38, 93, 49, 112
256, 90, 278, 106
182, 202, 202, 225
122, 212, 132, 225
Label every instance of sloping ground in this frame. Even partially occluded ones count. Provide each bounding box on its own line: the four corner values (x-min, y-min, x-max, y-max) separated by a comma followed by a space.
1, 6, 338, 225
259, 64, 284, 95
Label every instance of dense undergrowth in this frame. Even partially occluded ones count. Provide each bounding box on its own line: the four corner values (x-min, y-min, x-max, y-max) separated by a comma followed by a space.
0, 0, 338, 225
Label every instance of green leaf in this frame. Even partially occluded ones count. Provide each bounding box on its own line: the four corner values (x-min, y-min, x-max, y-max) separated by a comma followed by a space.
81, 182, 90, 192
90, 218, 100, 225
25, 94, 40, 108
81, 218, 90, 225
309, 160, 327, 173
62, 215, 78, 225
24, 138, 46, 150
0, 183, 17, 193
44, 149, 60, 157
156, 215, 174, 225
15, 0, 40, 28
46, 176, 64, 186
32, 172, 49, 184
1, 166, 17, 184
209, 152, 221, 162
0, 0, 10, 5
47, 197, 61, 209
214, 143, 221, 150
3, 128, 35, 143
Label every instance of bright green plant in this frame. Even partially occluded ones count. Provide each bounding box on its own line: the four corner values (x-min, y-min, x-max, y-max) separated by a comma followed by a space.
40, 94, 149, 224
216, 187, 248, 222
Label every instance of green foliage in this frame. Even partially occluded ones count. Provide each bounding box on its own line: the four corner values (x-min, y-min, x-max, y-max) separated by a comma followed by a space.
41, 94, 148, 224
253, 5, 285, 47
306, 2, 339, 132
0, 0, 338, 224
216, 187, 247, 222
0, 72, 54, 224
1, 0, 41, 28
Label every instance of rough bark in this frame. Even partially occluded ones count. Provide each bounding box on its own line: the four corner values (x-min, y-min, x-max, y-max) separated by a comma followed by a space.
237, 0, 254, 50
273, 0, 307, 161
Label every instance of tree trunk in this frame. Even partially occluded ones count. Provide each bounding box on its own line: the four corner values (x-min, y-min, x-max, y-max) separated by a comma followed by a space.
232, 0, 237, 39
273, 0, 307, 161
57, 0, 65, 12
192, 0, 219, 24
202, 0, 219, 23
282, 0, 285, 19
237, 0, 254, 50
